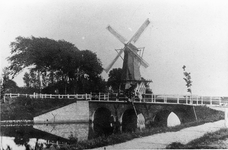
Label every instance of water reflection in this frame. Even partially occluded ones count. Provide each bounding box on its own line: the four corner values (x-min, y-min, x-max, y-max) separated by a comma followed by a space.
1, 123, 95, 150
1, 118, 138, 150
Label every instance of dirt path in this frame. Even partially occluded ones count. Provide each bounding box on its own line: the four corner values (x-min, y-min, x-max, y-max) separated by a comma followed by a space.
92, 120, 225, 150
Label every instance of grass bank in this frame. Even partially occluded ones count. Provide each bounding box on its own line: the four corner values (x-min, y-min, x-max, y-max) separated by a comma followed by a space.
166, 128, 228, 149
0, 96, 76, 120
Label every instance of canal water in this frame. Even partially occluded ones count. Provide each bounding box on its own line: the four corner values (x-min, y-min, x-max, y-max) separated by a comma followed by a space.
0, 113, 181, 149
0, 123, 111, 150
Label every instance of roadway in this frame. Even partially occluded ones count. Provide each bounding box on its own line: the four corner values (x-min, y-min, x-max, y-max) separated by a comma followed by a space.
92, 119, 225, 149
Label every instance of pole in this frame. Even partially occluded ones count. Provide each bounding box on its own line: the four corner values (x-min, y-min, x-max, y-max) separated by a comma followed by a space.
193, 106, 198, 121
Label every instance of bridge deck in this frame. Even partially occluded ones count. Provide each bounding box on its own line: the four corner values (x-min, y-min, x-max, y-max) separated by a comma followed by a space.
3, 93, 224, 106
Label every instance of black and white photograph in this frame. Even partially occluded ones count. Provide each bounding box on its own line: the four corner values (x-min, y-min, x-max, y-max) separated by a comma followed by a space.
1, 0, 228, 149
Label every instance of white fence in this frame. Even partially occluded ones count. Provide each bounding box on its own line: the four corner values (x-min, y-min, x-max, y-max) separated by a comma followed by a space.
3, 93, 223, 106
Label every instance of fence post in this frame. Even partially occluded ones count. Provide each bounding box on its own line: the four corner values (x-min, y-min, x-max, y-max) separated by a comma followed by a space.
152, 93, 154, 102
186, 96, 188, 104
89, 93, 92, 100
210, 96, 212, 105
177, 95, 179, 104
99, 92, 100, 101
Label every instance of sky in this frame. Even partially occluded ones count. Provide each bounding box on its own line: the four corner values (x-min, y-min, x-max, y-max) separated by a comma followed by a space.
0, 0, 228, 96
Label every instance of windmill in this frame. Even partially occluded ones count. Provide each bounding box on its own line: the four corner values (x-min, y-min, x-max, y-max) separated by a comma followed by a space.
105, 18, 152, 100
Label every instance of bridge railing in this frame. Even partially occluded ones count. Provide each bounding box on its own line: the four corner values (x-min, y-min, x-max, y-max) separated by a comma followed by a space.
3, 93, 92, 100
3, 93, 223, 106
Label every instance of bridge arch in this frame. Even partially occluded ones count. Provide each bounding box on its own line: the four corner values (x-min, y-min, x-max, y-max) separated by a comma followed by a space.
153, 110, 181, 127
120, 109, 145, 132
92, 107, 113, 136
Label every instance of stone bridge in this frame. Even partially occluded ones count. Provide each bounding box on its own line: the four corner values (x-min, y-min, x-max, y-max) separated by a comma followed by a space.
89, 101, 196, 132
5, 93, 222, 132
33, 100, 197, 133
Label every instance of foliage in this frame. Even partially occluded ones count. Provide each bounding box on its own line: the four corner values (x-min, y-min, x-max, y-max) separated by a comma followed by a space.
182, 65, 192, 94
107, 68, 123, 92
1, 96, 76, 120
1, 67, 19, 97
7, 36, 106, 93
23, 71, 40, 89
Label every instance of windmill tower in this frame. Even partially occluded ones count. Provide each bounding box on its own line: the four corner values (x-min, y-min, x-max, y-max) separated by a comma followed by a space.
105, 19, 152, 100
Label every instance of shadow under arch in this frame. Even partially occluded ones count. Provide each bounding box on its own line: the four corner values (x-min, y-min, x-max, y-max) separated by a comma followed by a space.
153, 109, 181, 127
92, 107, 113, 137
121, 109, 145, 132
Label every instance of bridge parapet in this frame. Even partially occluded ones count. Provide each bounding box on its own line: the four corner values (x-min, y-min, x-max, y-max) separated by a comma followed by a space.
3, 93, 222, 106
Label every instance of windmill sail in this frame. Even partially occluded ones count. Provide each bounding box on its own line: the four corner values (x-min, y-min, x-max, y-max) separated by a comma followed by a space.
128, 19, 150, 43
107, 25, 127, 44
104, 48, 124, 73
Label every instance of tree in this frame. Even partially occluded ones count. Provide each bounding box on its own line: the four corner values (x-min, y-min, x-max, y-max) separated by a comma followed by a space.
23, 72, 30, 88
8, 36, 106, 94
22, 71, 40, 93
182, 65, 192, 94
1, 67, 19, 96
8, 36, 80, 78
107, 68, 123, 92
182, 65, 197, 120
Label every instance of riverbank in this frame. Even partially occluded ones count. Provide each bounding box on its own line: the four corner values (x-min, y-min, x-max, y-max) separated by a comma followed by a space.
0, 97, 76, 120
170, 127, 228, 149
1, 97, 225, 149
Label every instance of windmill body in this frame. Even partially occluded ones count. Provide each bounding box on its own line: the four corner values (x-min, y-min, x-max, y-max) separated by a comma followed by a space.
105, 19, 152, 100
122, 43, 141, 82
